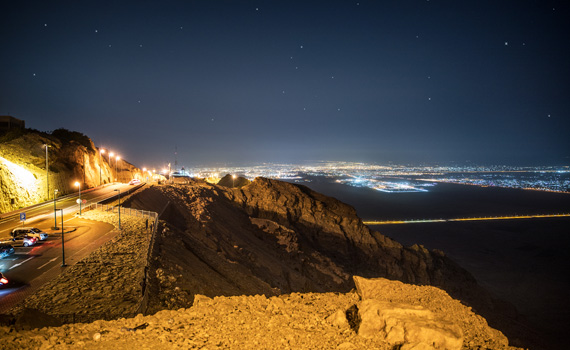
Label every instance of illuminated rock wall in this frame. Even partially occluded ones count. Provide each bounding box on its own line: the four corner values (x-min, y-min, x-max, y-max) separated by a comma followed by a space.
0, 130, 142, 214
0, 156, 45, 213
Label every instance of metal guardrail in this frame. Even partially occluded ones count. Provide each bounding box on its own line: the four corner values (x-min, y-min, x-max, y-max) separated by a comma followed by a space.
89, 203, 158, 221
84, 195, 162, 317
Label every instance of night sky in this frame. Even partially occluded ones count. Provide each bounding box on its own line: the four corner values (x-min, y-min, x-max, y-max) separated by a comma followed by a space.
1, 1, 569, 168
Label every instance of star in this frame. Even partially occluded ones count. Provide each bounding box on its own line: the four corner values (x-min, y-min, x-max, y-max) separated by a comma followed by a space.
44, 23, 47, 27
300, 45, 303, 49
140, 44, 143, 47
95, 29, 98, 33
33, 73, 36, 77
428, 97, 431, 101
548, 114, 551, 118
504, 41, 508, 46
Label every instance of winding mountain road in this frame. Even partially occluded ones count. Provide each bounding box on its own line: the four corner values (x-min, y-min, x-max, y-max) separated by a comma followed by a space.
0, 183, 134, 312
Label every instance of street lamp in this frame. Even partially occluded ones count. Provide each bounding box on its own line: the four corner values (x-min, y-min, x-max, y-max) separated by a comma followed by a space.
53, 189, 59, 229
99, 148, 105, 186
114, 189, 121, 230
116, 156, 121, 183
55, 208, 65, 267
109, 152, 114, 182
74, 181, 82, 215
43, 144, 51, 200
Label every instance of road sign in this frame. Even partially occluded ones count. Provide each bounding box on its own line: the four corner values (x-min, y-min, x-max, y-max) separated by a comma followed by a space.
19, 213, 26, 221
82, 199, 87, 204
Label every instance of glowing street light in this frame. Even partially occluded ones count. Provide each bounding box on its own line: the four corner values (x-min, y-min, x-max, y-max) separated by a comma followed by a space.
99, 148, 105, 186
74, 181, 82, 215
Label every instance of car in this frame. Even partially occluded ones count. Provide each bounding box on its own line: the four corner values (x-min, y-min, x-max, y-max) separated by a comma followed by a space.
128, 179, 141, 185
12, 227, 48, 241
0, 272, 8, 286
0, 244, 15, 259
7, 234, 37, 247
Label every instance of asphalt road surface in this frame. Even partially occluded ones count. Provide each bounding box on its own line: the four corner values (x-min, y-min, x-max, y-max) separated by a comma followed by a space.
0, 183, 137, 313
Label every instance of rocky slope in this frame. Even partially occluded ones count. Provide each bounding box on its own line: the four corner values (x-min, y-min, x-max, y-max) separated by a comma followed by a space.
1, 277, 519, 350
0, 128, 142, 213
122, 178, 531, 347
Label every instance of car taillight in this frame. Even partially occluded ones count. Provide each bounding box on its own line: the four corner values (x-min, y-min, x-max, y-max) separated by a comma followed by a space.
0, 278, 8, 284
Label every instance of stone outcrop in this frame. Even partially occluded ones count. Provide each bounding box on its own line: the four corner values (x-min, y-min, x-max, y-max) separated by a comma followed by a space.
217, 173, 251, 188
0, 128, 142, 213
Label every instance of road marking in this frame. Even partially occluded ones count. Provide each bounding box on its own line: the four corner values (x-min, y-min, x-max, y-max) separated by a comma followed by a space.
37, 257, 58, 269
9, 256, 35, 270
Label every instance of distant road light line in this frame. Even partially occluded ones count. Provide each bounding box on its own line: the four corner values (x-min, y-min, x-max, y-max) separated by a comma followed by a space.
364, 213, 570, 225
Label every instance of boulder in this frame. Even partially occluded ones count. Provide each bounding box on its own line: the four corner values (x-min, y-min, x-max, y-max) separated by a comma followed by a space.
358, 300, 463, 349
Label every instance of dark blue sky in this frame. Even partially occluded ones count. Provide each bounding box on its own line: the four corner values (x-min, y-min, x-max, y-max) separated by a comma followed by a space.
1, 0, 569, 168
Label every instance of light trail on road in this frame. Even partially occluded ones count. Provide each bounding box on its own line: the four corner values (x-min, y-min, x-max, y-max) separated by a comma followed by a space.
363, 213, 570, 225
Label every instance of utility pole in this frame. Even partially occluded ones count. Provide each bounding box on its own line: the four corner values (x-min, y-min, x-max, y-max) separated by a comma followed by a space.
99, 148, 105, 186
44, 144, 51, 200
114, 189, 121, 230
56, 209, 65, 267
53, 189, 59, 229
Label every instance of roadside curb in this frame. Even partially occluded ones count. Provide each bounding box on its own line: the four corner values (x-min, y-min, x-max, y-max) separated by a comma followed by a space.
46, 228, 77, 234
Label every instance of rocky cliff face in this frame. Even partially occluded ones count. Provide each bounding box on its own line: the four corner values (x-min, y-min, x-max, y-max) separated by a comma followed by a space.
0, 128, 141, 214
124, 178, 527, 346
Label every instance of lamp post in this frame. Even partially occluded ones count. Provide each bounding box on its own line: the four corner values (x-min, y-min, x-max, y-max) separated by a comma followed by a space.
109, 152, 114, 182
99, 148, 105, 186
116, 156, 120, 183
44, 144, 51, 200
53, 189, 59, 229
74, 181, 82, 215
114, 189, 121, 230
56, 208, 65, 267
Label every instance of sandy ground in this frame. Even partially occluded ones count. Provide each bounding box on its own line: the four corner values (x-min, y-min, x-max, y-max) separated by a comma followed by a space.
0, 278, 521, 350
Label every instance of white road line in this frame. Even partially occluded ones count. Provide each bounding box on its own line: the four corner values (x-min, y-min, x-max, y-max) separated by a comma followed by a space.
9, 256, 35, 270
37, 257, 58, 269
